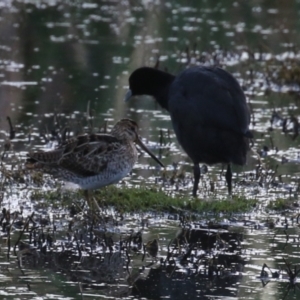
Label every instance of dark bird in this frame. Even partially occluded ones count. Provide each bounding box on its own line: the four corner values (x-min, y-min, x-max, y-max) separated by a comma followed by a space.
26, 119, 164, 204
125, 66, 252, 196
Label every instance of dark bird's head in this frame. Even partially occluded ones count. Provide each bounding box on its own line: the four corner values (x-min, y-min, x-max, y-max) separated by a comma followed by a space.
125, 67, 175, 111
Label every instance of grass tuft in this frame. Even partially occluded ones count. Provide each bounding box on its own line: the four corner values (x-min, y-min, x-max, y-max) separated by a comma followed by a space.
266, 198, 298, 211
30, 185, 257, 214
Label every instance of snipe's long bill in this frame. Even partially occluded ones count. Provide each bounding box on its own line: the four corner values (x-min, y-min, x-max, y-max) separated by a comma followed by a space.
26, 119, 164, 191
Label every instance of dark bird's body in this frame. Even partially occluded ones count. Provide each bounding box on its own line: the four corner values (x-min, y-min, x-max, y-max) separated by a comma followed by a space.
126, 66, 252, 196
26, 119, 164, 191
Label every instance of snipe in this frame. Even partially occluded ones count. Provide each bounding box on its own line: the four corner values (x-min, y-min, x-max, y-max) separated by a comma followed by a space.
26, 119, 164, 205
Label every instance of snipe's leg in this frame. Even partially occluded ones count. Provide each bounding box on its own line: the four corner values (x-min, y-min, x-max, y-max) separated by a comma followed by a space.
84, 190, 92, 208
225, 164, 232, 194
193, 163, 200, 197
84, 189, 101, 212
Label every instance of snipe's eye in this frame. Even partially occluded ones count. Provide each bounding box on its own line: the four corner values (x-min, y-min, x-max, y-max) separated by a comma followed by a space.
130, 126, 135, 131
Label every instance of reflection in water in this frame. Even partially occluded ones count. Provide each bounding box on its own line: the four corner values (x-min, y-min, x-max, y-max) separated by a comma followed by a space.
5, 212, 247, 299
4, 211, 299, 299
0, 0, 300, 299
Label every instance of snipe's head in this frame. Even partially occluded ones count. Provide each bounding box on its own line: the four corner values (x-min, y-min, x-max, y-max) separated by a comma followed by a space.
111, 119, 139, 142
111, 118, 164, 167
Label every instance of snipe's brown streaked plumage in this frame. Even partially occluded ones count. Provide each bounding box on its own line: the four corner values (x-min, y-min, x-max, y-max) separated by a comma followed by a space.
26, 119, 164, 192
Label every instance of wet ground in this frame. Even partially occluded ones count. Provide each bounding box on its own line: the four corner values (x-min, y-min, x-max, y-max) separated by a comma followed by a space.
1, 1, 300, 299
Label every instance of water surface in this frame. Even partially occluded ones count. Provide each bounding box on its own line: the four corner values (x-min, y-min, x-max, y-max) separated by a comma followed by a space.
1, 1, 300, 299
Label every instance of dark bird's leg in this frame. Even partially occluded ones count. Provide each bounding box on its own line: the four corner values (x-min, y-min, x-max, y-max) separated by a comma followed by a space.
193, 163, 200, 197
225, 164, 232, 194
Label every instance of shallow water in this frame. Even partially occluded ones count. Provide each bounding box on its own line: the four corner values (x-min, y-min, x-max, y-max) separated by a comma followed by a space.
1, 0, 300, 299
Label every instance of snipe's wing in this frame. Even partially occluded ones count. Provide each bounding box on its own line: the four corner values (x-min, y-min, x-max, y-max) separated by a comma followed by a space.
27, 134, 123, 176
